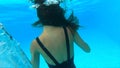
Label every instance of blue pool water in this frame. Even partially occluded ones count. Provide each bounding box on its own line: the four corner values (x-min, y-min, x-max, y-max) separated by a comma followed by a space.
0, 0, 120, 68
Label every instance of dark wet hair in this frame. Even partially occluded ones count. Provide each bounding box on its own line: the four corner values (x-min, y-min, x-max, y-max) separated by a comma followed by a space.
32, 0, 80, 34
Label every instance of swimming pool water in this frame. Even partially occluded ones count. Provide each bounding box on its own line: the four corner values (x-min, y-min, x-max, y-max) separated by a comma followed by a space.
0, 0, 120, 68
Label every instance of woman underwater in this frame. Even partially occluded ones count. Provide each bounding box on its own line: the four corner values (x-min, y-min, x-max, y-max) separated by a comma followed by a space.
30, 0, 91, 68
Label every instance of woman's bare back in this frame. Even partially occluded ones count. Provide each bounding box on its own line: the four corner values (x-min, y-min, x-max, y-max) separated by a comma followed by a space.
33, 27, 74, 65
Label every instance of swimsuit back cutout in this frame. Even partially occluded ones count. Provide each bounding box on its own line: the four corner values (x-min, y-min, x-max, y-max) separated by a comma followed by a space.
36, 26, 76, 68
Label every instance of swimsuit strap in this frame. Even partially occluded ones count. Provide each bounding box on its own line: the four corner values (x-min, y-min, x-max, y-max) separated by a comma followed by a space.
36, 37, 59, 65
63, 26, 70, 60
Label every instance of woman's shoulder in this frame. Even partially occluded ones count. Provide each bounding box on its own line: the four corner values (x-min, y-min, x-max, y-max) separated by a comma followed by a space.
30, 38, 41, 53
30, 39, 37, 54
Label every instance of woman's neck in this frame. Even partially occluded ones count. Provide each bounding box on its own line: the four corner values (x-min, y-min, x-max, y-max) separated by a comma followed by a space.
43, 26, 61, 33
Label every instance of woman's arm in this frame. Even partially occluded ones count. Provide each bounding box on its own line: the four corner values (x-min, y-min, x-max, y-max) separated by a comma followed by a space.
74, 31, 91, 53
30, 40, 40, 68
